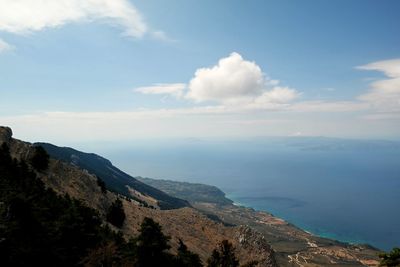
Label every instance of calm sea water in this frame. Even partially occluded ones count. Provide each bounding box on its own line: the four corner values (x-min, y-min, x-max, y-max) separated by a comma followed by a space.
91, 137, 400, 251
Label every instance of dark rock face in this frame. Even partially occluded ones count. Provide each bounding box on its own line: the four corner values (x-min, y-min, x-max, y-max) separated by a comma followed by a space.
0, 126, 13, 144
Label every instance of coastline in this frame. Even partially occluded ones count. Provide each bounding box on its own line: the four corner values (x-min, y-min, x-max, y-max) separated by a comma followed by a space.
226, 193, 377, 250
192, 197, 381, 267
138, 176, 381, 266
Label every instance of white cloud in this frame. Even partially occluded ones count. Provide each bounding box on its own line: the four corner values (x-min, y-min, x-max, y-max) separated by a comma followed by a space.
254, 87, 299, 104
289, 100, 368, 113
135, 83, 186, 98
0, 0, 148, 38
136, 52, 300, 109
186, 53, 300, 108
150, 30, 176, 42
133, 54, 400, 117
357, 59, 400, 113
0, 38, 14, 53
3, 106, 399, 142
187, 52, 267, 103
357, 59, 400, 78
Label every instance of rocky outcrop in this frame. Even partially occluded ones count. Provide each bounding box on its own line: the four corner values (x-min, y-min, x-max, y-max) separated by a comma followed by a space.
0, 126, 13, 144
236, 226, 277, 267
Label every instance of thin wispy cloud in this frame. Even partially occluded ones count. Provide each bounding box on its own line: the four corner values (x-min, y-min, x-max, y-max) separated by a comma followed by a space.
135, 83, 186, 99
0, 38, 14, 53
357, 59, 400, 113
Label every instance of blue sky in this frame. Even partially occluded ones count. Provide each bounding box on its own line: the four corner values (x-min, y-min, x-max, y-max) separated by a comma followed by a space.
0, 0, 399, 143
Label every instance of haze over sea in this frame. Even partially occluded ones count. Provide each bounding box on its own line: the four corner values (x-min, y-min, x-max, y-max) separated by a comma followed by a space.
92, 137, 400, 251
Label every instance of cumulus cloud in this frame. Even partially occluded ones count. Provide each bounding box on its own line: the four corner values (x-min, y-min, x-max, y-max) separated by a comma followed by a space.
357, 59, 400, 113
136, 52, 299, 109
186, 52, 299, 108
187, 52, 267, 103
134, 54, 399, 117
0, 0, 148, 38
0, 38, 14, 53
135, 83, 186, 98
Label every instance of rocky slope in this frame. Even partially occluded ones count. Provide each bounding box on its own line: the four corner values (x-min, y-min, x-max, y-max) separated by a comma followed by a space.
35, 142, 189, 210
0, 126, 277, 267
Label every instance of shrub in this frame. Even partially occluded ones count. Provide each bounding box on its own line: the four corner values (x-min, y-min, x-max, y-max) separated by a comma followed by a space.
97, 177, 107, 193
175, 239, 203, 267
379, 247, 400, 267
207, 240, 239, 267
30, 145, 49, 171
135, 217, 172, 267
106, 199, 126, 228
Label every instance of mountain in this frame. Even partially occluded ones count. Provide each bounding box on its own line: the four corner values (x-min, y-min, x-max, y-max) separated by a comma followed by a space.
0, 126, 277, 266
35, 142, 189, 210
137, 177, 233, 206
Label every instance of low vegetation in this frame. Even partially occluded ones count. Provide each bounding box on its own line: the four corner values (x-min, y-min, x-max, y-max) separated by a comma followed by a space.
379, 247, 400, 267
106, 199, 126, 228
30, 145, 49, 171
97, 176, 107, 194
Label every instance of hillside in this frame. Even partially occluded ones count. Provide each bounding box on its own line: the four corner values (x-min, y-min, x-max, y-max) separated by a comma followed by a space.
137, 178, 382, 267
137, 177, 233, 206
35, 142, 189, 210
0, 126, 277, 267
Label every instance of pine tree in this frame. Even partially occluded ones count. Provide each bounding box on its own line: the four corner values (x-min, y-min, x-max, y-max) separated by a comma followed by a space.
30, 145, 49, 171
175, 239, 203, 267
106, 199, 126, 228
207, 240, 239, 267
135, 217, 172, 267
379, 247, 400, 267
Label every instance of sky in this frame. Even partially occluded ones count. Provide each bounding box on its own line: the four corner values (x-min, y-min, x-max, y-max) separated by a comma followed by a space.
0, 0, 400, 144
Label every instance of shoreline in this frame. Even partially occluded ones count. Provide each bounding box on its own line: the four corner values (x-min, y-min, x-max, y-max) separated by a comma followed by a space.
225, 193, 380, 251
137, 176, 382, 266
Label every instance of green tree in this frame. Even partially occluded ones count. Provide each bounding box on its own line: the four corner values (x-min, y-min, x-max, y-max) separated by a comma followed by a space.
30, 145, 49, 171
135, 217, 172, 267
207, 240, 239, 267
0, 143, 121, 267
106, 199, 126, 228
175, 239, 203, 267
97, 176, 107, 194
379, 247, 400, 267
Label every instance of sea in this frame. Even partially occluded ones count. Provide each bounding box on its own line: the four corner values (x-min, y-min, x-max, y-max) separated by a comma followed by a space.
89, 137, 400, 251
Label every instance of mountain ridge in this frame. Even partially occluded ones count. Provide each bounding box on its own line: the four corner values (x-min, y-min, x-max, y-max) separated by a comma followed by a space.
35, 142, 189, 210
